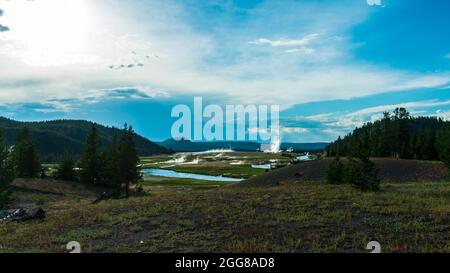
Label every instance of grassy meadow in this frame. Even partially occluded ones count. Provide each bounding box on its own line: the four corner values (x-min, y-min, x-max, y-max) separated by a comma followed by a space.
1, 177, 448, 253
1, 153, 449, 253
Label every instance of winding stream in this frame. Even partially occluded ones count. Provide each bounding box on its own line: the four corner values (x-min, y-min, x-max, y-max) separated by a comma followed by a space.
143, 169, 243, 182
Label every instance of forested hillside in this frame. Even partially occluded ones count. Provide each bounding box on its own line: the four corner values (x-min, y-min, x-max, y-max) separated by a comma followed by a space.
0, 117, 171, 162
326, 108, 450, 161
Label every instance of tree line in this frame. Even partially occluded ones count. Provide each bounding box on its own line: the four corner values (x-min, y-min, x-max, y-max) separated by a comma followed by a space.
326, 108, 450, 171
326, 108, 450, 191
0, 124, 141, 208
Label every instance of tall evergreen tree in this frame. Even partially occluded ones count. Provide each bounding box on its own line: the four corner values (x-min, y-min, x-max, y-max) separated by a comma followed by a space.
56, 151, 77, 181
79, 125, 102, 185
327, 156, 344, 184
380, 111, 394, 157
12, 127, 41, 178
118, 125, 142, 197
0, 130, 14, 208
344, 156, 380, 192
101, 134, 122, 193
326, 108, 446, 161
435, 126, 450, 174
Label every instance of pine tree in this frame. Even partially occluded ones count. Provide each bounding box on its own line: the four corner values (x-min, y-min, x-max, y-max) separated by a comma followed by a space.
12, 127, 41, 178
327, 156, 344, 184
56, 152, 76, 181
349, 132, 363, 158
359, 156, 380, 191
102, 134, 122, 193
393, 108, 411, 159
79, 125, 102, 184
326, 109, 447, 162
344, 156, 380, 192
0, 130, 14, 209
372, 125, 383, 157
380, 112, 393, 157
118, 125, 142, 197
435, 126, 450, 174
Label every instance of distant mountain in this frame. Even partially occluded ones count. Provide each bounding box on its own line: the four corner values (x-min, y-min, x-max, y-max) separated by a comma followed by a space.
158, 138, 328, 152
158, 138, 260, 152
0, 117, 171, 162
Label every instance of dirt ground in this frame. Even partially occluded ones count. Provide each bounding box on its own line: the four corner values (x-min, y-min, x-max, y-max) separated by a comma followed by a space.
240, 158, 449, 187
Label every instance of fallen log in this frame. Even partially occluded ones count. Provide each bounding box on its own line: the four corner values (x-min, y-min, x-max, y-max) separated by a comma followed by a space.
0, 207, 46, 223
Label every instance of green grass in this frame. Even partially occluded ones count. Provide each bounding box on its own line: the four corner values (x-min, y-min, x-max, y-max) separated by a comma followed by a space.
143, 178, 235, 190
164, 165, 265, 179
140, 155, 172, 167
1, 179, 449, 253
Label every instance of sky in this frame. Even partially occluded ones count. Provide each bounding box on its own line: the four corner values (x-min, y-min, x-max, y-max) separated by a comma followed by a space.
0, 0, 449, 142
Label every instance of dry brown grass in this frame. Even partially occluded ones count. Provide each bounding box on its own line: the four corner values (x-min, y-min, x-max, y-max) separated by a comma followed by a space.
1, 178, 448, 253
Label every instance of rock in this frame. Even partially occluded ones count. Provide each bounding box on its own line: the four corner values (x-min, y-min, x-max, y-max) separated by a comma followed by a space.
0, 207, 45, 223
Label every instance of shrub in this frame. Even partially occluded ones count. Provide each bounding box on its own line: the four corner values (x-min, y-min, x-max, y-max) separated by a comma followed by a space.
327, 156, 345, 184
344, 157, 380, 192
56, 152, 77, 181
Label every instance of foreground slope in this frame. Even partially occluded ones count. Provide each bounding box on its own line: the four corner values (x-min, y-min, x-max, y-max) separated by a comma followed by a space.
0, 117, 171, 161
238, 158, 449, 188
1, 176, 449, 253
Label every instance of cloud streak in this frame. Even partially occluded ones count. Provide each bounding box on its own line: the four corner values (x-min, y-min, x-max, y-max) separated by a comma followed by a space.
366, 0, 382, 6
348, 100, 450, 116
248, 34, 319, 47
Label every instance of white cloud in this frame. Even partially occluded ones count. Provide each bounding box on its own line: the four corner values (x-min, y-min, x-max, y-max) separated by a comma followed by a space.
249, 34, 319, 47
291, 100, 450, 137
326, 118, 365, 128
282, 127, 310, 134
367, 0, 382, 6
322, 128, 349, 139
0, 0, 448, 111
436, 110, 450, 121
296, 113, 335, 122
249, 34, 319, 55
348, 100, 450, 116
284, 48, 315, 54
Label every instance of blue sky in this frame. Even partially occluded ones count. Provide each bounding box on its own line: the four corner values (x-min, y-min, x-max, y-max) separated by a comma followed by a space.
0, 0, 449, 142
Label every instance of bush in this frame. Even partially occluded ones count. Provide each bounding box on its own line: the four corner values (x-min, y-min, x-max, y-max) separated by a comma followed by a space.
327, 156, 345, 184
344, 157, 380, 192
56, 152, 77, 181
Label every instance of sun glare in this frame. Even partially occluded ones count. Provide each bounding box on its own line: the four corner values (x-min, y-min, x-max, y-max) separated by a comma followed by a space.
1, 0, 95, 66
